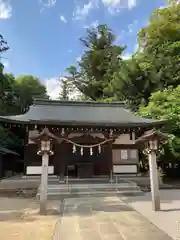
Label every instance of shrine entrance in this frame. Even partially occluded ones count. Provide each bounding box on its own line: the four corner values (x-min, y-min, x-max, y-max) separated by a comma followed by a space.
53, 134, 112, 179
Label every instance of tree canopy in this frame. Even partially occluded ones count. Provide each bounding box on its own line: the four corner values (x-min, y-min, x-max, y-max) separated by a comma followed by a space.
66, 24, 125, 100
0, 35, 49, 149
65, 4, 180, 110
139, 86, 180, 162
138, 4, 180, 88
0, 74, 48, 115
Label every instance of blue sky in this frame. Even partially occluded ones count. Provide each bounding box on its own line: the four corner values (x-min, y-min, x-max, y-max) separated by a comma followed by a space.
0, 0, 167, 98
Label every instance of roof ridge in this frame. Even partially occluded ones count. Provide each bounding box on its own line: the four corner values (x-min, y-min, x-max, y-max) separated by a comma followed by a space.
33, 99, 125, 107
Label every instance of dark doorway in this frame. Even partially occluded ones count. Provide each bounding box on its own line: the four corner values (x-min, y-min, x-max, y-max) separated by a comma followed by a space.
53, 143, 110, 177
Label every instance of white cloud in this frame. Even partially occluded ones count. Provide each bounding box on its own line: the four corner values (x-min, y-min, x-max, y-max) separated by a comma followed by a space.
122, 53, 132, 60
128, 0, 136, 9
84, 20, 99, 29
39, 0, 56, 8
102, 0, 119, 5
91, 20, 99, 28
76, 56, 81, 62
121, 42, 138, 60
0, 0, 12, 19
39, 0, 56, 13
102, 0, 137, 14
60, 15, 67, 23
73, 1, 94, 20
116, 20, 138, 42
45, 77, 60, 99
133, 42, 138, 52
45, 77, 80, 100
158, 4, 166, 9
114, 29, 125, 43
2, 59, 9, 71
127, 19, 138, 33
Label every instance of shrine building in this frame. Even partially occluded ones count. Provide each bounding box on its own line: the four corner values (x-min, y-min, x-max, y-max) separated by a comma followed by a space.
0, 99, 165, 179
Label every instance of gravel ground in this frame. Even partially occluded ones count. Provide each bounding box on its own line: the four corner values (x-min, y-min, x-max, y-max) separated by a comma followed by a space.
0, 197, 60, 240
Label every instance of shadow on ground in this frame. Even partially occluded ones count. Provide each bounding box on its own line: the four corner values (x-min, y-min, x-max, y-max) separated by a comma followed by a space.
62, 196, 134, 218
120, 189, 180, 217
0, 198, 64, 223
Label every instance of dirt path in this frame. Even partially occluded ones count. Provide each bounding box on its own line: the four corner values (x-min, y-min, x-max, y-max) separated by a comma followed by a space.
0, 197, 60, 240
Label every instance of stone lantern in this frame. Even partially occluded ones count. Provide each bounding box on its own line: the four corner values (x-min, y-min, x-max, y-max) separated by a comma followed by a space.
37, 140, 54, 156
136, 130, 167, 211
30, 127, 58, 215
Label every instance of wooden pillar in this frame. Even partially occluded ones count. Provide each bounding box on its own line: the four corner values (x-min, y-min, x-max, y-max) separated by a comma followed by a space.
59, 145, 66, 182
148, 150, 160, 211
0, 155, 3, 178
59, 164, 65, 182
109, 143, 113, 183
23, 126, 29, 175
40, 153, 49, 215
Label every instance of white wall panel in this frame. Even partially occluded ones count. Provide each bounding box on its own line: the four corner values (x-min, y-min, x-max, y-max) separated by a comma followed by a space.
26, 166, 54, 175
113, 165, 137, 173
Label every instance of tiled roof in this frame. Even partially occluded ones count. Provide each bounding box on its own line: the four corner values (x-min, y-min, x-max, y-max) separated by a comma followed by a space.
0, 99, 166, 127
0, 146, 19, 155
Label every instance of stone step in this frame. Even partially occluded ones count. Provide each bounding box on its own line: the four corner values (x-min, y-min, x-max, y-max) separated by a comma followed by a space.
36, 189, 143, 200
36, 181, 142, 200
37, 189, 141, 197
38, 182, 139, 189
38, 186, 140, 193
22, 175, 59, 179
37, 187, 141, 196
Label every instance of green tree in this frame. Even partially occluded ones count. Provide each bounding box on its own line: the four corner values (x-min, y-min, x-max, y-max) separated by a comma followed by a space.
168, 0, 180, 5
0, 34, 9, 105
14, 75, 49, 113
0, 74, 49, 115
138, 4, 180, 88
59, 79, 70, 100
67, 24, 125, 100
111, 3, 180, 111
111, 58, 158, 111
0, 34, 9, 54
0, 125, 22, 149
139, 85, 180, 162
0, 74, 19, 115
0, 74, 49, 151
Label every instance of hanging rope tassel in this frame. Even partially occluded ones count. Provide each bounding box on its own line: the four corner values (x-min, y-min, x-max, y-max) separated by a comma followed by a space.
72, 144, 76, 153
80, 147, 83, 155
98, 145, 101, 154
61, 128, 65, 136
109, 129, 113, 137
90, 147, 93, 155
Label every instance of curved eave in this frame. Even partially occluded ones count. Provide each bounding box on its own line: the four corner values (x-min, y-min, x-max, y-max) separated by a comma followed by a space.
0, 116, 167, 128
27, 119, 167, 128
0, 116, 29, 124
0, 147, 19, 156
0, 151, 6, 155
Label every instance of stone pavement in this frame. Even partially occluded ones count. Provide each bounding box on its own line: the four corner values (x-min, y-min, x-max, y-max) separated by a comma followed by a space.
53, 195, 173, 240
122, 190, 180, 240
